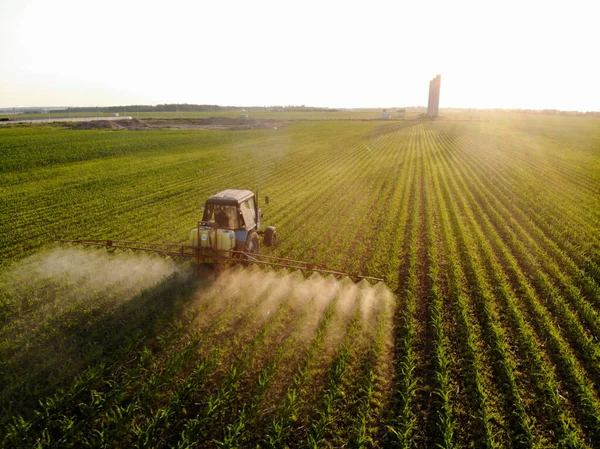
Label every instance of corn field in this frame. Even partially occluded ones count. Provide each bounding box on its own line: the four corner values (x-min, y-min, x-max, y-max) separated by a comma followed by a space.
1, 115, 599, 447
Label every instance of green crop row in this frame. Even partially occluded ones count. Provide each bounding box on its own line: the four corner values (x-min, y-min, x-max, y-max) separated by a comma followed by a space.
1, 115, 599, 447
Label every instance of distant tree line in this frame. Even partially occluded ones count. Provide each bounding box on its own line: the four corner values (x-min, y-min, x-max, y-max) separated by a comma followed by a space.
440, 107, 600, 117
6, 105, 598, 117
517, 109, 600, 117
35, 104, 341, 114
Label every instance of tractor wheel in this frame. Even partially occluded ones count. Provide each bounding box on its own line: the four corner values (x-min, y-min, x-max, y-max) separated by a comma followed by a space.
264, 226, 277, 247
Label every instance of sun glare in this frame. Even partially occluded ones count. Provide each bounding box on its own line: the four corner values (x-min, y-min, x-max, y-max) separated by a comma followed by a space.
0, 0, 598, 110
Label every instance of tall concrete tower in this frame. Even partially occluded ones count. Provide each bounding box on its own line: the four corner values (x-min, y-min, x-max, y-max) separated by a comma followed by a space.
427, 74, 441, 117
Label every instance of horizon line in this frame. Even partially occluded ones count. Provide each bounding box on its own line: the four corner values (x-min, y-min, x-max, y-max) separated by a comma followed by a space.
2, 104, 599, 114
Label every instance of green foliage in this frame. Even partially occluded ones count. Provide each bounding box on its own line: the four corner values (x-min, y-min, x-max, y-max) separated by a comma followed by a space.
1, 115, 599, 447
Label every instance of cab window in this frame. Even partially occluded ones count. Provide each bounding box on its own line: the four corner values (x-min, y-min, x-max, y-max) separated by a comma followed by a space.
239, 200, 256, 229
246, 198, 257, 221
203, 204, 239, 229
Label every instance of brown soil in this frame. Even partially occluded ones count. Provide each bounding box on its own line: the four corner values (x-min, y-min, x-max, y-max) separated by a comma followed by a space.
72, 117, 283, 131
72, 118, 151, 130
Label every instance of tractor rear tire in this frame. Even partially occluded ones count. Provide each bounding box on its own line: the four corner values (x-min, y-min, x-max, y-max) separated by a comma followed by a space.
264, 226, 277, 247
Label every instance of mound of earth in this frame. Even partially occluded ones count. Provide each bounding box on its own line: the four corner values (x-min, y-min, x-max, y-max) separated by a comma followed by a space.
72, 120, 117, 130
116, 118, 151, 129
72, 118, 151, 130
72, 117, 282, 131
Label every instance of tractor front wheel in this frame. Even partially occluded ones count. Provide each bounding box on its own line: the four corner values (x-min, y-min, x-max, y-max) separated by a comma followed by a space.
264, 226, 277, 247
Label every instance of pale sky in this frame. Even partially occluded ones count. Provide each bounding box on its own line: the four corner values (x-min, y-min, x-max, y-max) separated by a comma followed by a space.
1, 0, 598, 110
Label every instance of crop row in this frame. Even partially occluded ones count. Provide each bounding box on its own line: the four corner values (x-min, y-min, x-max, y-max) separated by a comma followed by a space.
2, 117, 599, 447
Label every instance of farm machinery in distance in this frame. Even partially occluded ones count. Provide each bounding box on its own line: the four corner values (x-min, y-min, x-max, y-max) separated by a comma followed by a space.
61, 189, 382, 283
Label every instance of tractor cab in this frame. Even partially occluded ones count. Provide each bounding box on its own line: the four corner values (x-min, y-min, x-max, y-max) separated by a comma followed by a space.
202, 190, 260, 251
190, 189, 276, 261
202, 189, 259, 232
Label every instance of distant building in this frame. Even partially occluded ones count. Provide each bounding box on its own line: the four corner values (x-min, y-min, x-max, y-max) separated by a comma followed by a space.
397, 108, 406, 119
427, 75, 441, 117
381, 111, 392, 119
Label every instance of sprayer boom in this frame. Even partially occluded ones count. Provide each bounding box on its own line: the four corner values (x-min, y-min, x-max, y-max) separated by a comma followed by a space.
59, 190, 384, 283
59, 239, 383, 283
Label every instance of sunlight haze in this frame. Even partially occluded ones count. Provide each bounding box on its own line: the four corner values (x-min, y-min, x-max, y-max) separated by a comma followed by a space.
1, 0, 598, 110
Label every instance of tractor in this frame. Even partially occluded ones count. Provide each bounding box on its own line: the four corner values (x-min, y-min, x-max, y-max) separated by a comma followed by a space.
61, 189, 381, 282
189, 189, 276, 264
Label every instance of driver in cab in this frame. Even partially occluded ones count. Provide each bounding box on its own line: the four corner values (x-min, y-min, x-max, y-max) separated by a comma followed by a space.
214, 208, 234, 228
